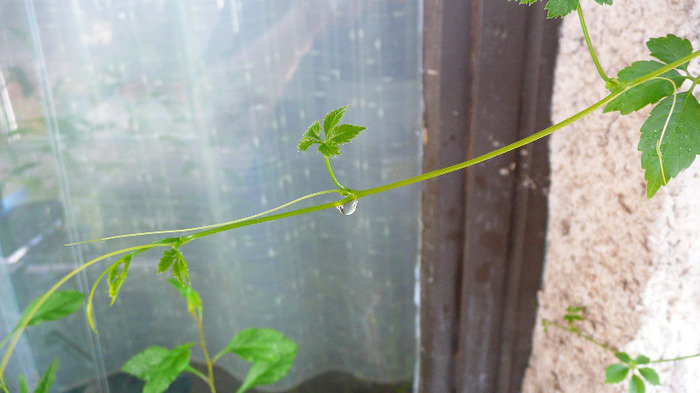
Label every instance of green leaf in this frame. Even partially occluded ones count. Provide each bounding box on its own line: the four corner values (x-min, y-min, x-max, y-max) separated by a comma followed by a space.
638, 367, 660, 385
108, 255, 132, 305
18, 375, 28, 393
629, 374, 646, 393
220, 328, 298, 393
326, 124, 366, 145
168, 279, 202, 314
544, 0, 579, 18
322, 105, 350, 137
605, 363, 629, 384
634, 355, 650, 365
639, 92, 700, 198
16, 291, 86, 330
318, 142, 341, 157
34, 359, 59, 393
122, 345, 192, 393
297, 121, 322, 151
158, 248, 190, 285
593, 0, 613, 4
647, 34, 693, 72
615, 352, 632, 364
604, 61, 683, 114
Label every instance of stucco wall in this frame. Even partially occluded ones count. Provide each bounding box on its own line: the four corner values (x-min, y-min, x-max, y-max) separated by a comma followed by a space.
523, 1, 700, 392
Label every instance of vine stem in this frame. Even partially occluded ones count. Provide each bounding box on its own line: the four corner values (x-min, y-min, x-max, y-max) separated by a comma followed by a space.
324, 156, 348, 191
543, 319, 618, 353
577, 4, 611, 84
193, 308, 217, 393
652, 353, 700, 364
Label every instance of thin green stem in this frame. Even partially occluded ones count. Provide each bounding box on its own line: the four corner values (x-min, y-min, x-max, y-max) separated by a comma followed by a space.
324, 156, 348, 191
652, 352, 700, 364
193, 309, 216, 393
578, 4, 611, 83
543, 319, 618, 353
186, 366, 210, 384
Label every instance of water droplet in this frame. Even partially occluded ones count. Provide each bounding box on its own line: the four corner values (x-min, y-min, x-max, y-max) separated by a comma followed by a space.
336, 199, 359, 215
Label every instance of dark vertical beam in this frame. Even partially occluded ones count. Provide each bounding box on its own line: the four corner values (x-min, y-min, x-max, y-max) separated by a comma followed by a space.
454, 2, 558, 393
420, 0, 472, 392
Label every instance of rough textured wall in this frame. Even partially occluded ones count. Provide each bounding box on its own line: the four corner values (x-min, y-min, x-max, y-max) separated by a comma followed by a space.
522, 1, 700, 392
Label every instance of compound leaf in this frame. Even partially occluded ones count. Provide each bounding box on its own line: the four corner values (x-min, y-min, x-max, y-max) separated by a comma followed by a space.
158, 248, 190, 285
639, 92, 700, 198
299, 106, 365, 158
122, 345, 192, 393
219, 328, 298, 393
605, 363, 629, 384
647, 34, 693, 72
34, 359, 59, 393
629, 374, 646, 393
604, 61, 683, 114
16, 291, 86, 330
638, 367, 660, 385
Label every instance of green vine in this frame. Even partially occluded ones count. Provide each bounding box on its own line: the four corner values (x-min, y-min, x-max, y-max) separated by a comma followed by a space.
3, 1, 700, 392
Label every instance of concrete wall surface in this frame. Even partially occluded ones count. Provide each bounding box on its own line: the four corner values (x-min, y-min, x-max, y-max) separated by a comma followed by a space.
522, 1, 700, 392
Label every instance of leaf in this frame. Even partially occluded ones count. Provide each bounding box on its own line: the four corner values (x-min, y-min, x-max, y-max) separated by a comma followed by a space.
122, 345, 192, 393
220, 328, 298, 393
318, 142, 341, 157
629, 374, 646, 393
34, 359, 59, 393
639, 92, 700, 198
158, 248, 190, 285
604, 61, 684, 114
638, 367, 660, 385
297, 121, 321, 151
634, 355, 650, 365
544, 0, 579, 18
168, 279, 202, 314
18, 375, 28, 393
16, 291, 86, 330
605, 363, 629, 384
593, 0, 613, 4
647, 34, 693, 72
108, 255, 132, 305
615, 352, 632, 364
326, 124, 366, 145
322, 105, 350, 137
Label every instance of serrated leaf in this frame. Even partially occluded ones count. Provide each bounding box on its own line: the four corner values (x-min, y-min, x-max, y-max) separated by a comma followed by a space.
318, 142, 341, 157
638, 367, 660, 385
108, 255, 132, 305
327, 124, 366, 145
634, 355, 650, 365
323, 106, 350, 137
171, 253, 190, 285
544, 0, 578, 18
122, 345, 192, 393
639, 92, 700, 198
629, 374, 646, 393
15, 291, 86, 330
604, 61, 684, 114
298, 121, 321, 151
157, 249, 177, 273
168, 279, 201, 314
615, 352, 632, 364
605, 363, 629, 384
34, 359, 59, 393
647, 34, 693, 72
220, 328, 298, 393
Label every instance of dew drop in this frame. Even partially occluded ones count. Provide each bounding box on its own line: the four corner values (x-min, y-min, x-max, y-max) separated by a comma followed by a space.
336, 199, 359, 216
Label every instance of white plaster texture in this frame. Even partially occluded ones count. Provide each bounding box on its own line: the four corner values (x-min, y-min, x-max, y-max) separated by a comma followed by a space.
523, 1, 700, 392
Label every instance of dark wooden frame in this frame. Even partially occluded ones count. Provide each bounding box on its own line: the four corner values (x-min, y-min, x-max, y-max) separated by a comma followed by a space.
420, 1, 560, 392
